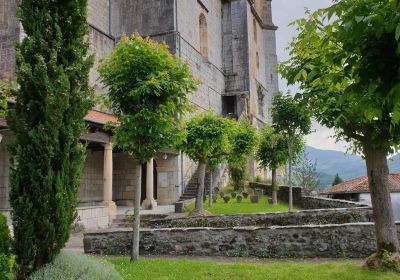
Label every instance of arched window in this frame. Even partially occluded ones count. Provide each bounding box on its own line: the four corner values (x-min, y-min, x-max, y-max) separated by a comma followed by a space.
199, 13, 208, 59
253, 18, 257, 43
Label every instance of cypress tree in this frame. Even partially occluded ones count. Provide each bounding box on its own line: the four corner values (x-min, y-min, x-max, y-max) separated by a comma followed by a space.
7, 0, 93, 278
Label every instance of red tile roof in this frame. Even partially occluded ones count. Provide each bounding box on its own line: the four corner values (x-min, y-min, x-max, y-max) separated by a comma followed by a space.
320, 173, 400, 194
84, 110, 118, 125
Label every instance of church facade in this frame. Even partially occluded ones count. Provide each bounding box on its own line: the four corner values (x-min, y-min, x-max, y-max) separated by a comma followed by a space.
0, 0, 279, 228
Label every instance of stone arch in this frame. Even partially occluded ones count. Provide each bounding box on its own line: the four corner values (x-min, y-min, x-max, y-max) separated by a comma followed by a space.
199, 13, 208, 59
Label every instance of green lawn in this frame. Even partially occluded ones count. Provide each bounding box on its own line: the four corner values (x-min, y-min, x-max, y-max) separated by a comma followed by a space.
109, 258, 400, 280
185, 195, 293, 215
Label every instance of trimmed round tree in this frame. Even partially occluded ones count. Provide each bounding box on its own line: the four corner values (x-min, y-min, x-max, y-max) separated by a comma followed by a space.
256, 126, 303, 205
271, 94, 311, 211
279, 0, 400, 267
7, 0, 93, 278
99, 35, 197, 261
180, 113, 256, 216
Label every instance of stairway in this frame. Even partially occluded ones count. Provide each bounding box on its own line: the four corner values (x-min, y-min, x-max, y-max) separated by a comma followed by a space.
178, 174, 199, 201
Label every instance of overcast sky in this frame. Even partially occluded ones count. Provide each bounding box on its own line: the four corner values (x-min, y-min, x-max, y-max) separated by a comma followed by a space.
271, 0, 348, 152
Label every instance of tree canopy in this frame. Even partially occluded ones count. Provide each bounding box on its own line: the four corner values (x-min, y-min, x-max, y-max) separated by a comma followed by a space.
278, 0, 400, 154
332, 173, 344, 186
99, 35, 198, 165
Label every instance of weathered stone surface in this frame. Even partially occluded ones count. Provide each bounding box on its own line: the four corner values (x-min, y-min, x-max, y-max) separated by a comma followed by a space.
148, 207, 373, 229
84, 222, 400, 258
301, 196, 368, 209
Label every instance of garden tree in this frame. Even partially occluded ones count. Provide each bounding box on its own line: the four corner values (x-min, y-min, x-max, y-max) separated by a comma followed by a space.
332, 174, 343, 186
181, 113, 257, 215
272, 94, 311, 211
256, 126, 303, 204
7, 0, 93, 278
0, 81, 16, 117
99, 35, 197, 261
293, 153, 320, 195
278, 0, 400, 268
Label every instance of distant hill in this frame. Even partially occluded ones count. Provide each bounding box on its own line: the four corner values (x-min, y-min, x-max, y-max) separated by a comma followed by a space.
305, 146, 400, 189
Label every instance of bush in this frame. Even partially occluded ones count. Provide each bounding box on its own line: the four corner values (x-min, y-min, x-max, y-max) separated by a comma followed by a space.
231, 192, 237, 198
223, 196, 231, 203
0, 213, 12, 280
219, 192, 224, 198
28, 251, 122, 280
0, 213, 11, 255
229, 162, 247, 190
242, 192, 249, 199
236, 195, 243, 203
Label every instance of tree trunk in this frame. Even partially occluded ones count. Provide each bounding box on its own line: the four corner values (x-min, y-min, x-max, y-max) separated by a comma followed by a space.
365, 148, 399, 253
209, 172, 213, 208
195, 160, 207, 213
288, 137, 293, 212
272, 168, 277, 205
131, 164, 142, 261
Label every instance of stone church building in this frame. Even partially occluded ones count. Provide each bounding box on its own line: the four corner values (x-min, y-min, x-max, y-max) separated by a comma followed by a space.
0, 0, 279, 228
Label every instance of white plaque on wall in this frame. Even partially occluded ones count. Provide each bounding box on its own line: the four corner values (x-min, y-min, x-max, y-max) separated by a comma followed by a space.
158, 172, 168, 188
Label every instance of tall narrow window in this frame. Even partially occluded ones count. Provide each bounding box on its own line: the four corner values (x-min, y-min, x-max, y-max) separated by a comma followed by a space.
253, 18, 257, 43
256, 52, 260, 69
199, 13, 208, 59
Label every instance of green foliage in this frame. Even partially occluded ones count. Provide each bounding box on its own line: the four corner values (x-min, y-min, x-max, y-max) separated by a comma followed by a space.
28, 251, 122, 280
99, 35, 197, 164
181, 112, 235, 163
278, 0, 400, 154
0, 81, 16, 117
228, 161, 248, 190
7, 0, 93, 277
256, 125, 304, 170
272, 94, 312, 139
332, 173, 344, 186
0, 213, 12, 280
181, 113, 257, 165
0, 213, 11, 256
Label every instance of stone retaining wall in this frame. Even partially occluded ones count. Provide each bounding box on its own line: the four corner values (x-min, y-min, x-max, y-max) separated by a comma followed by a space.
148, 207, 373, 228
249, 182, 302, 206
301, 196, 367, 209
84, 222, 400, 258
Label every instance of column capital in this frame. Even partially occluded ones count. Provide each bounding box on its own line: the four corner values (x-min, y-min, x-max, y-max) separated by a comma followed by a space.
103, 142, 113, 150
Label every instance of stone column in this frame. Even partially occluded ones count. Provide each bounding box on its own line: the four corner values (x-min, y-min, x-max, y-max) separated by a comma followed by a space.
142, 158, 157, 210
103, 143, 116, 216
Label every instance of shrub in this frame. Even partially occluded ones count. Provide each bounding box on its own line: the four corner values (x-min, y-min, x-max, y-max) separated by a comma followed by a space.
236, 195, 243, 203
255, 175, 263, 183
242, 192, 249, 199
0, 213, 11, 255
0, 213, 12, 280
223, 196, 231, 203
231, 192, 237, 198
28, 251, 122, 280
219, 192, 224, 198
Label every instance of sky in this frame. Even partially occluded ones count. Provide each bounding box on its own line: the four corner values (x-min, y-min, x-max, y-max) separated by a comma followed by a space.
271, 0, 348, 152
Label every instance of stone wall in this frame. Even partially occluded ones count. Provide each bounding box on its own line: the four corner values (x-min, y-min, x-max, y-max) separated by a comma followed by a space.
249, 182, 303, 206
148, 207, 373, 229
301, 196, 368, 210
79, 150, 104, 204
84, 222, 400, 258
112, 153, 138, 206
0, 0, 20, 80
76, 206, 109, 229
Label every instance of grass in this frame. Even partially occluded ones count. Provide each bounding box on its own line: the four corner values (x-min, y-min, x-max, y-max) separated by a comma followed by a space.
109, 258, 400, 280
185, 195, 293, 215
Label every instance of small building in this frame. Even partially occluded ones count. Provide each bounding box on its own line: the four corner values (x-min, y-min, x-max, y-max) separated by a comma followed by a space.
320, 173, 400, 220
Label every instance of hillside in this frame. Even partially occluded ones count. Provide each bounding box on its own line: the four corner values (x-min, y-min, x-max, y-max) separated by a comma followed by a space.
305, 147, 400, 189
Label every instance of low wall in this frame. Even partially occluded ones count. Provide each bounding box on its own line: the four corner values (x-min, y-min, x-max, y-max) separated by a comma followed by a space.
84, 222, 400, 258
75, 206, 110, 230
249, 182, 302, 206
301, 196, 368, 209
148, 207, 373, 228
